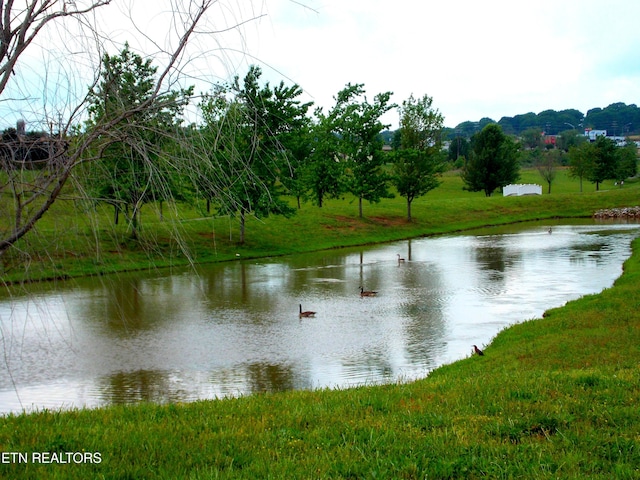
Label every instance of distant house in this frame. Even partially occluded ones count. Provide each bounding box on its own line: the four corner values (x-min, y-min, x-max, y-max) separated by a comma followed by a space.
0, 120, 67, 170
584, 128, 607, 142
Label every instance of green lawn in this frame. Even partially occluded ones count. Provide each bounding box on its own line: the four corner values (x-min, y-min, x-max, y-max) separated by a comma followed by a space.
0, 167, 640, 478
2, 167, 638, 285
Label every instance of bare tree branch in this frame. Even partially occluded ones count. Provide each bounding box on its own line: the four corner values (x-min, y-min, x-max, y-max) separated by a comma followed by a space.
0, 0, 228, 255
0, 0, 111, 95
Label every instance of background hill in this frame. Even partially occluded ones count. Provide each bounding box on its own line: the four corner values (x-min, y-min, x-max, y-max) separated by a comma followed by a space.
448, 102, 640, 138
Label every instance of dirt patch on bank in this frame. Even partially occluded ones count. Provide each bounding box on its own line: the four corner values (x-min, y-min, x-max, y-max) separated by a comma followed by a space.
368, 216, 409, 227
324, 215, 408, 230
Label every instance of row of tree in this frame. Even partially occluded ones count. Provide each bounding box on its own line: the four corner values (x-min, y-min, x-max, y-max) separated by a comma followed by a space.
60, 48, 449, 243
1, 0, 211, 256
4, 42, 637, 250
4, 40, 638, 252
449, 123, 639, 197
567, 136, 638, 192
1, 0, 638, 255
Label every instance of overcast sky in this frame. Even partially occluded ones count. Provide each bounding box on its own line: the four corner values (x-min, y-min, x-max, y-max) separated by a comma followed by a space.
3, 0, 639, 131
247, 0, 640, 128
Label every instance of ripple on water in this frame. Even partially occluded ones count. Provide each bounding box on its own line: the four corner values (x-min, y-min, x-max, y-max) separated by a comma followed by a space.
0, 223, 637, 413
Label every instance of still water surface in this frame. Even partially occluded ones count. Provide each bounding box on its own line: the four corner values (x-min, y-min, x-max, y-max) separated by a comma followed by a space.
0, 221, 638, 413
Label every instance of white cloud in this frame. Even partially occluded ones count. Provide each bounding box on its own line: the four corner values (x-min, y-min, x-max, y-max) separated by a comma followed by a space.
250, 0, 640, 127
2, 0, 639, 130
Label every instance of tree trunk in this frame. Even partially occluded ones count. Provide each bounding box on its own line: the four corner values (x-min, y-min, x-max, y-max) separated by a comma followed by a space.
130, 207, 139, 240
359, 196, 363, 218
239, 211, 246, 245
0, 164, 73, 256
0, 1, 215, 258
407, 197, 413, 222
14, 194, 23, 233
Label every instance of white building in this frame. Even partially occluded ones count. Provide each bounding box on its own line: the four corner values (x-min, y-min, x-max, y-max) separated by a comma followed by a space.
584, 129, 607, 142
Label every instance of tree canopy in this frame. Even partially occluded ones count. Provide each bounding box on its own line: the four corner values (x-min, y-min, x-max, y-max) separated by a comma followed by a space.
392, 93, 445, 221
332, 83, 395, 218
568, 142, 595, 193
461, 124, 520, 196
84, 44, 193, 238
199, 66, 311, 244
2, 0, 638, 259
0, 1, 229, 256
587, 136, 618, 190
305, 107, 344, 208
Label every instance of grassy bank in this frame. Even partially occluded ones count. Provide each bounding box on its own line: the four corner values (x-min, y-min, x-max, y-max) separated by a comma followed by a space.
0, 224, 639, 478
0, 169, 639, 478
2, 168, 640, 284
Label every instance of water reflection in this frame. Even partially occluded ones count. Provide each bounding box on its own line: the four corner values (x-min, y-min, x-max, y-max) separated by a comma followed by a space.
0, 221, 638, 413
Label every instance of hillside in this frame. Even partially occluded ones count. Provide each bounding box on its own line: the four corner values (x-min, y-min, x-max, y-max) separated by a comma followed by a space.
450, 102, 640, 138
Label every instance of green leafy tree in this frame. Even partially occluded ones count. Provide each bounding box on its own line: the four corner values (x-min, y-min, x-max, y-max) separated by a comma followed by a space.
279, 116, 314, 209
391, 129, 402, 150
568, 142, 596, 192
497, 109, 584, 136
200, 66, 306, 244
588, 136, 617, 190
461, 124, 520, 196
333, 83, 395, 217
85, 43, 193, 239
615, 142, 638, 184
585, 102, 640, 134
267, 82, 314, 209
521, 127, 543, 150
392, 93, 445, 221
557, 129, 587, 152
197, 85, 243, 215
305, 108, 345, 207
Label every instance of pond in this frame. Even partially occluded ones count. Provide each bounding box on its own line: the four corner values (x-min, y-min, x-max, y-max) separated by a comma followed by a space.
0, 220, 638, 414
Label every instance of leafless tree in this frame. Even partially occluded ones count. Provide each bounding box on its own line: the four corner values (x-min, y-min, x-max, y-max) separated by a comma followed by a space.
536, 148, 562, 194
0, 0, 268, 257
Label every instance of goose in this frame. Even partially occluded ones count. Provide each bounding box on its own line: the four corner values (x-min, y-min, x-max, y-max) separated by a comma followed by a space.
473, 344, 484, 356
299, 304, 316, 318
360, 286, 378, 297
397, 254, 405, 263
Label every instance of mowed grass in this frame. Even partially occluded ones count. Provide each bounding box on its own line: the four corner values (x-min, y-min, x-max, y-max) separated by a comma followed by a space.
0, 218, 639, 477
0, 167, 639, 477
1, 167, 638, 284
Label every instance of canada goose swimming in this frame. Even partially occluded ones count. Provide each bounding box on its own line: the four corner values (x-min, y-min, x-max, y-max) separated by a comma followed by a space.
473, 344, 484, 356
360, 286, 378, 297
299, 304, 316, 318
397, 254, 405, 263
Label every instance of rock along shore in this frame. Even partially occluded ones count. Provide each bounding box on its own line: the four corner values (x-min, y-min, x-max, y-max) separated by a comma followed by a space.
593, 206, 640, 219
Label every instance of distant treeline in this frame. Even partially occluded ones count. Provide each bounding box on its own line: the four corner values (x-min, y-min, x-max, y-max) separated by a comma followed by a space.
447, 102, 640, 139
